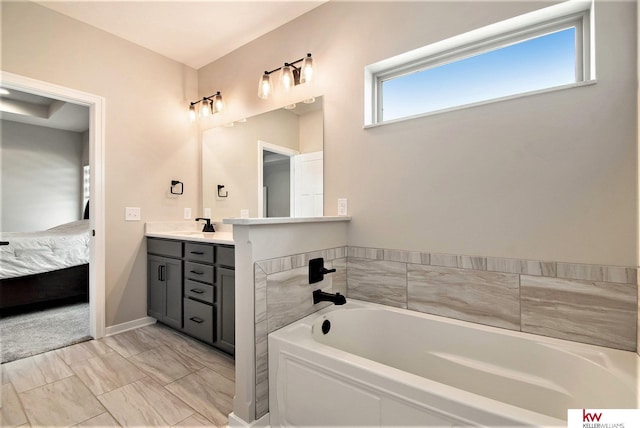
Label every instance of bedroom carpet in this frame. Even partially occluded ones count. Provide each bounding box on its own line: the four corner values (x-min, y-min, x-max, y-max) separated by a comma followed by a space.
0, 302, 91, 363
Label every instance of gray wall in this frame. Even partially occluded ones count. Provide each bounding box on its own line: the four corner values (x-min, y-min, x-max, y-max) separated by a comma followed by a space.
1, 120, 84, 231
198, 0, 638, 267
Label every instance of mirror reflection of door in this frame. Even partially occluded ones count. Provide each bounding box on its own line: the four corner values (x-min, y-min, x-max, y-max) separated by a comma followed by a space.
293, 151, 323, 217
262, 150, 291, 217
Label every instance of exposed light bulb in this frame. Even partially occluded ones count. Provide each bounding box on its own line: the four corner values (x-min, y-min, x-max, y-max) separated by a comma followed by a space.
258, 73, 271, 99
300, 54, 314, 84
189, 104, 196, 122
281, 64, 294, 91
200, 99, 211, 117
284, 104, 296, 110
212, 92, 224, 113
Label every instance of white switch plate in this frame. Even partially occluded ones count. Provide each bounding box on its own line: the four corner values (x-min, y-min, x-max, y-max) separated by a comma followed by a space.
240, 209, 249, 219
338, 198, 348, 216
184, 207, 192, 219
125, 207, 141, 221
204, 208, 211, 218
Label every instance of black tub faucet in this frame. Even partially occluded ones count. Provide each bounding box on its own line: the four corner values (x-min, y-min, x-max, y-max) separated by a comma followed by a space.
195, 217, 215, 232
313, 289, 346, 305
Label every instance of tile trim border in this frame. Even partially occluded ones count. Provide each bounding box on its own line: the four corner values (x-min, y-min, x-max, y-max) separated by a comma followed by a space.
347, 246, 638, 285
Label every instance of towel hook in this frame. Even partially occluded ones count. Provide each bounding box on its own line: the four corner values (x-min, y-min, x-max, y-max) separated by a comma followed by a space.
171, 180, 184, 195
217, 185, 228, 198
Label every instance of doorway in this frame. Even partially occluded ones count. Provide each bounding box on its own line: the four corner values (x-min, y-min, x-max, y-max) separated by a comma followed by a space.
1, 71, 106, 340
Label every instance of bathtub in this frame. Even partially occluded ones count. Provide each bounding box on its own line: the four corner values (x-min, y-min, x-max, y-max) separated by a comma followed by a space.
268, 300, 638, 427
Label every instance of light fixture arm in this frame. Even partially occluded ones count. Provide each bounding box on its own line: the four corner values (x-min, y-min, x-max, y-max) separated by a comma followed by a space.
263, 53, 311, 76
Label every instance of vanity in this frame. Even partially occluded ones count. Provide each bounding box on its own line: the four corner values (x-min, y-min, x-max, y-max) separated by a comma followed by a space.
145, 224, 235, 356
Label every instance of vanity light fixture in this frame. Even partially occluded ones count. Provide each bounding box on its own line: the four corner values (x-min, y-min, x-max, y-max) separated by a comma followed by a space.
258, 53, 314, 100
188, 91, 225, 122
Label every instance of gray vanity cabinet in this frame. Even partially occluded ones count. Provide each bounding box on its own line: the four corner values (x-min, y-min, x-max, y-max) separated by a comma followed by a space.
147, 237, 235, 356
215, 265, 235, 354
147, 240, 183, 330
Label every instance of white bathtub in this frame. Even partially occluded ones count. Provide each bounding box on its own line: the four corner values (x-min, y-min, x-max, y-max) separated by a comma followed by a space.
268, 300, 638, 427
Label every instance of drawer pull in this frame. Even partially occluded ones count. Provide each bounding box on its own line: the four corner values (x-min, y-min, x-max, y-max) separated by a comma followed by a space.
190, 270, 204, 275
190, 251, 205, 255
190, 288, 205, 294
189, 316, 204, 324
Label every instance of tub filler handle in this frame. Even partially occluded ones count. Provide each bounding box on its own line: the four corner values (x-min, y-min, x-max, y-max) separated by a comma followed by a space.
309, 257, 336, 284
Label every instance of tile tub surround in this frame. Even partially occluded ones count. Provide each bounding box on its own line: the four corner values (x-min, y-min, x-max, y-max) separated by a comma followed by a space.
345, 246, 638, 351
253, 247, 347, 419
251, 245, 637, 421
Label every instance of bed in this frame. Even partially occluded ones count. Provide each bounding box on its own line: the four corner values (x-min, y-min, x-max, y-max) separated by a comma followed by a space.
0, 219, 90, 314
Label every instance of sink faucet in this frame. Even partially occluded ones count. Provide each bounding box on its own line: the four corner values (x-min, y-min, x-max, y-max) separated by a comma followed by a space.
195, 217, 215, 232
313, 289, 346, 305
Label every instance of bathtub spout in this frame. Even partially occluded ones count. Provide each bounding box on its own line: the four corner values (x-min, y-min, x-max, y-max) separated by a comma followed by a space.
313, 289, 346, 305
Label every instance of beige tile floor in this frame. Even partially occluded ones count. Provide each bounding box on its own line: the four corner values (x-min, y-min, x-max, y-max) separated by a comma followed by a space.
0, 323, 235, 427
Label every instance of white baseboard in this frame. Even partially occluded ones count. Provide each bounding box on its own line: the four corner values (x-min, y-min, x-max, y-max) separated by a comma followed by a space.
227, 412, 270, 427
105, 316, 157, 337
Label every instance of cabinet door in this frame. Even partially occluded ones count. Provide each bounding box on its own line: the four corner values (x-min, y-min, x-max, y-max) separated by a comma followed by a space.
216, 267, 235, 355
147, 255, 166, 321
164, 257, 183, 329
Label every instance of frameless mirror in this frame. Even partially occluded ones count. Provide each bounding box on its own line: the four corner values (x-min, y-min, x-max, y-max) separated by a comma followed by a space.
202, 96, 323, 219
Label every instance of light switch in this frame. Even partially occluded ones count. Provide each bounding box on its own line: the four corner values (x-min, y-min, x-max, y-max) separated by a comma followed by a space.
204, 208, 211, 218
184, 207, 192, 219
125, 207, 141, 221
240, 209, 249, 219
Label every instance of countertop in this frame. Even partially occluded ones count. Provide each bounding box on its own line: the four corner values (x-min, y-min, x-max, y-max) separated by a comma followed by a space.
223, 216, 351, 225
145, 221, 234, 244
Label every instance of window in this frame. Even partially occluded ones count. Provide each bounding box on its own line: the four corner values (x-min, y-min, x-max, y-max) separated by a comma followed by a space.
365, 1, 594, 126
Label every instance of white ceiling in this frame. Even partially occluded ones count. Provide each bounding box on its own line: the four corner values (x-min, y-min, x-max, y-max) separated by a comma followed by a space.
35, 0, 327, 69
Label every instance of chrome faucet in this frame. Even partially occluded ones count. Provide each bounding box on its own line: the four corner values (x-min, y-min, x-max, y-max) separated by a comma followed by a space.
313, 289, 346, 305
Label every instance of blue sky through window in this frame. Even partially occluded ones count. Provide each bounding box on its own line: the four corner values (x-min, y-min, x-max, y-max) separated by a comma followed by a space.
381, 27, 576, 121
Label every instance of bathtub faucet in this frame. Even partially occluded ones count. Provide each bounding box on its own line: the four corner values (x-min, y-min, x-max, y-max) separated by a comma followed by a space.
313, 289, 346, 305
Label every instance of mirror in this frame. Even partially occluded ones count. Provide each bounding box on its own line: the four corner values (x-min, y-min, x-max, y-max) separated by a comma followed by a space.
202, 96, 323, 219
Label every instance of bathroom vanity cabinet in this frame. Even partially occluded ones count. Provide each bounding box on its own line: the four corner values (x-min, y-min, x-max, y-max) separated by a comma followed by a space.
147, 237, 235, 355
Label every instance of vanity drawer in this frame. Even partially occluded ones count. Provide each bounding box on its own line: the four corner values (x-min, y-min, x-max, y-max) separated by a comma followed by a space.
184, 279, 214, 304
184, 261, 214, 283
216, 245, 235, 268
147, 238, 182, 258
183, 298, 215, 344
185, 243, 214, 263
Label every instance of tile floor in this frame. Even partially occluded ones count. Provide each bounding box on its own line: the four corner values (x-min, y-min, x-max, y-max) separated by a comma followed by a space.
0, 323, 235, 427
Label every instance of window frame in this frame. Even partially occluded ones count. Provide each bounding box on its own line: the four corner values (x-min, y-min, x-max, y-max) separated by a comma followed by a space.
364, 0, 594, 127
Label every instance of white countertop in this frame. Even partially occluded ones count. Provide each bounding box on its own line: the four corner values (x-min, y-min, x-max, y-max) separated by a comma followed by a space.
223, 216, 351, 225
145, 221, 234, 244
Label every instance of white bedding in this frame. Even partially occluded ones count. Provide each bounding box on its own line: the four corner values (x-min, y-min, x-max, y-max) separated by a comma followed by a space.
0, 220, 90, 280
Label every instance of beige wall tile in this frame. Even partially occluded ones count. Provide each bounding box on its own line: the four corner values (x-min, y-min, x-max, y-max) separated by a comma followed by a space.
521, 276, 637, 350
383, 249, 427, 264
347, 258, 407, 308
430, 253, 487, 270
486, 257, 556, 277
255, 265, 267, 324
266, 266, 331, 333
556, 263, 637, 284
347, 246, 384, 260
407, 265, 520, 330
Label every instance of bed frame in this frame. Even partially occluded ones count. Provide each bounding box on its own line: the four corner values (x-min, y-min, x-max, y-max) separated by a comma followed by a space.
0, 264, 89, 315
